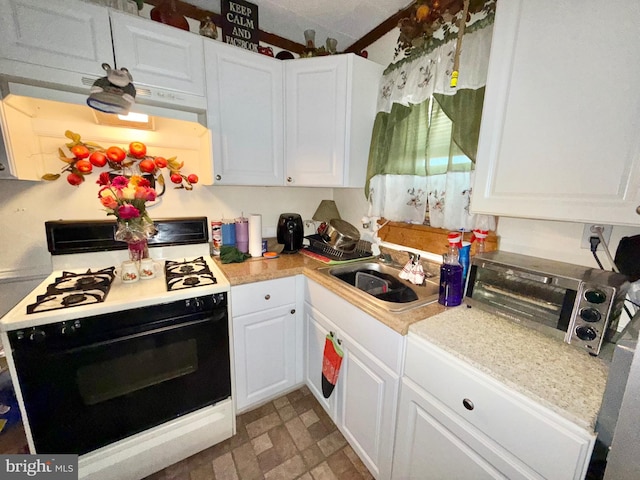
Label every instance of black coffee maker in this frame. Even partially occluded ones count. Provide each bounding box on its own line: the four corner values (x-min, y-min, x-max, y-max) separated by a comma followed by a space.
277, 213, 304, 254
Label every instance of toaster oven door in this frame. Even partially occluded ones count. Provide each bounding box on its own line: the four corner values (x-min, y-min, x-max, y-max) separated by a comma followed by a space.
465, 264, 578, 337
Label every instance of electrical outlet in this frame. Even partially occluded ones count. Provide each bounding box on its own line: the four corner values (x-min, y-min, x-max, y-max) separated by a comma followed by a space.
580, 224, 613, 249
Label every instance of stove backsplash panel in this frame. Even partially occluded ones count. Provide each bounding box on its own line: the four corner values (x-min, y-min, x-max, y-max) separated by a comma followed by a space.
46, 217, 209, 255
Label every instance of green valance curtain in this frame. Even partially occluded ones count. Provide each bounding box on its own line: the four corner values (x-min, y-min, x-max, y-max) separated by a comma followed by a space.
365, 9, 495, 231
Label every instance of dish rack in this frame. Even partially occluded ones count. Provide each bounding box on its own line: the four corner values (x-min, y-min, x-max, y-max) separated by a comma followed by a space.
304, 234, 373, 262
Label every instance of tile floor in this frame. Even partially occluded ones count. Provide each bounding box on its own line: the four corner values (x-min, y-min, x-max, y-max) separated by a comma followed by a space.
144, 386, 373, 480
145, 387, 373, 480
0, 386, 372, 479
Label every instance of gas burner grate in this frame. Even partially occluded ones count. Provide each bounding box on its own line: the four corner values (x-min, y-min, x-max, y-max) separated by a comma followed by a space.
26, 267, 116, 314
165, 256, 217, 291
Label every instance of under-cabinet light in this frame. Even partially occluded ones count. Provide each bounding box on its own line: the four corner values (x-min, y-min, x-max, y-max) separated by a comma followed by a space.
118, 112, 149, 123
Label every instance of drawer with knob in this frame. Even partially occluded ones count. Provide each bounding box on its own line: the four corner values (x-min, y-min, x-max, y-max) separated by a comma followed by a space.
403, 334, 594, 479
231, 277, 296, 317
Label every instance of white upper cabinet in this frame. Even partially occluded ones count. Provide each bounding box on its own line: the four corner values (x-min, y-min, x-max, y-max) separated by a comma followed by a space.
0, 0, 205, 106
204, 40, 283, 186
110, 10, 205, 100
0, 0, 114, 80
473, 0, 640, 225
284, 54, 383, 187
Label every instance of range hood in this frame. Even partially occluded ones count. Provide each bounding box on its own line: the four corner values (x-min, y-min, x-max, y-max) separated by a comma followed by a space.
0, 77, 213, 184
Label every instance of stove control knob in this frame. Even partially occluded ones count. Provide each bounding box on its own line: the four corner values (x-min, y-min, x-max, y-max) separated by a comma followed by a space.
60, 321, 78, 336
29, 328, 46, 343
214, 293, 227, 306
186, 297, 204, 312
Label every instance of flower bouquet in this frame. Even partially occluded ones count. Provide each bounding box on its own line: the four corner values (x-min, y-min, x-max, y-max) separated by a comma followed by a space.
98, 172, 158, 262
44, 130, 200, 261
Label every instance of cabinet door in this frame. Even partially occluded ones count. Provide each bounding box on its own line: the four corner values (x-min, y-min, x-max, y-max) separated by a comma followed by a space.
284, 56, 347, 187
233, 305, 297, 412
473, 0, 640, 225
205, 41, 284, 186
0, 0, 113, 77
337, 334, 399, 480
393, 379, 510, 480
303, 302, 337, 417
110, 10, 205, 97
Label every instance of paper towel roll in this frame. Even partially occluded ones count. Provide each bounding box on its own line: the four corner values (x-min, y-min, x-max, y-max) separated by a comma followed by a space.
248, 214, 263, 257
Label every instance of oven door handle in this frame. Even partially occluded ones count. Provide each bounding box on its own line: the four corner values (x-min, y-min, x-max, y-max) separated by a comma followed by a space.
64, 311, 227, 354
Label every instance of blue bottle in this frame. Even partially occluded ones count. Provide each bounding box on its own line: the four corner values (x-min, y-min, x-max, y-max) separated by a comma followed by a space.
438, 244, 463, 307
459, 241, 471, 288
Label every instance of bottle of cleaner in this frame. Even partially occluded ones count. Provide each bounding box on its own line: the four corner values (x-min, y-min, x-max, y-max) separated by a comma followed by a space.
438, 233, 464, 307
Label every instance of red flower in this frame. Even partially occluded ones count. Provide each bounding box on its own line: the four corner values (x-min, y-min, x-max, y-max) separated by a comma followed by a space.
117, 204, 141, 219
111, 175, 129, 189
96, 172, 111, 186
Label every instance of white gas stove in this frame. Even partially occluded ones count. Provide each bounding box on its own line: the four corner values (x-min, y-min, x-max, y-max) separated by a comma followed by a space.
0, 218, 234, 480
1, 244, 229, 332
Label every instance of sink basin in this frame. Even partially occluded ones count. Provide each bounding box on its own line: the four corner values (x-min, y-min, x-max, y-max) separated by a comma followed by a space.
317, 261, 440, 312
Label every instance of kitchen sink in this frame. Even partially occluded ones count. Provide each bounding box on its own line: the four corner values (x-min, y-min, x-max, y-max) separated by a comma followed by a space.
317, 261, 440, 312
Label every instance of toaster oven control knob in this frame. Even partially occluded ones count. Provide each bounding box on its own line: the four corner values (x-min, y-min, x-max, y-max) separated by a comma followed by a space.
29, 328, 46, 343
579, 308, 602, 323
584, 289, 607, 304
576, 325, 598, 342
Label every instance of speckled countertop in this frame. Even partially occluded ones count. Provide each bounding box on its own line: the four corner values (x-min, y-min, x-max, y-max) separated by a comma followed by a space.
214, 252, 609, 432
213, 252, 447, 335
409, 307, 609, 431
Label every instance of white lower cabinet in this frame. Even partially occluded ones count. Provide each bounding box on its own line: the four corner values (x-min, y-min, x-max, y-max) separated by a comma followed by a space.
394, 378, 507, 480
304, 278, 404, 480
231, 277, 302, 412
393, 334, 595, 480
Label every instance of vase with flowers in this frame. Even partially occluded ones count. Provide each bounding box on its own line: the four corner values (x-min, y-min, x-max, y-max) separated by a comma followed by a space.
44, 130, 199, 262
97, 172, 158, 262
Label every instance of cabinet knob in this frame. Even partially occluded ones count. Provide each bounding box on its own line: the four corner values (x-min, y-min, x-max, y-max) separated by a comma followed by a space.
287, 177, 293, 183
462, 398, 474, 411
264, 294, 271, 300
636, 205, 640, 215
216, 175, 222, 181
290, 309, 296, 314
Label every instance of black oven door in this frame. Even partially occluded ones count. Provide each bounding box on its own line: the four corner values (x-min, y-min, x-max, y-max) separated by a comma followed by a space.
9, 295, 231, 455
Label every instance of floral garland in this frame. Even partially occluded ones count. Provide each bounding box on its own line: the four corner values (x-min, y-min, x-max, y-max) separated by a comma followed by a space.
394, 0, 496, 65
43, 130, 198, 192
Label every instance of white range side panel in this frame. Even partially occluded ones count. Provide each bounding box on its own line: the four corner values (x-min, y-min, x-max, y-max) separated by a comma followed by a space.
473, 0, 640, 225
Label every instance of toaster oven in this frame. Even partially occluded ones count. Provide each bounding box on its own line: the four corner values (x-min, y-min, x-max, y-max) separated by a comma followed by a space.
465, 251, 629, 355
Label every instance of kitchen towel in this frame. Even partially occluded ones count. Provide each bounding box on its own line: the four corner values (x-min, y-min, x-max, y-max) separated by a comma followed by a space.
248, 214, 263, 258
321, 332, 343, 398
220, 245, 251, 264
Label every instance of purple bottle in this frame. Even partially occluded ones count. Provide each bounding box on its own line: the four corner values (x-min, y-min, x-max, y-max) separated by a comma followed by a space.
438, 242, 463, 307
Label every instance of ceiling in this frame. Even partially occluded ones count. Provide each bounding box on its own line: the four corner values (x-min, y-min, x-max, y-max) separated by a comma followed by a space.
181, 0, 413, 50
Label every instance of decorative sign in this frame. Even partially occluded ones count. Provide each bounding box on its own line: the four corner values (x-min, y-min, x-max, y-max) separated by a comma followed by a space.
222, 0, 259, 52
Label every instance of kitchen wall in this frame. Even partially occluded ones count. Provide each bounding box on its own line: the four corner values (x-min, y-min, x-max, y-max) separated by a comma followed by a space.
333, 27, 640, 270
0, 176, 331, 314
2, 15, 639, 314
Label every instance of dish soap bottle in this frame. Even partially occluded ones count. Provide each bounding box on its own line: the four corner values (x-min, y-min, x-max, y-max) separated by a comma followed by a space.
438, 233, 463, 307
